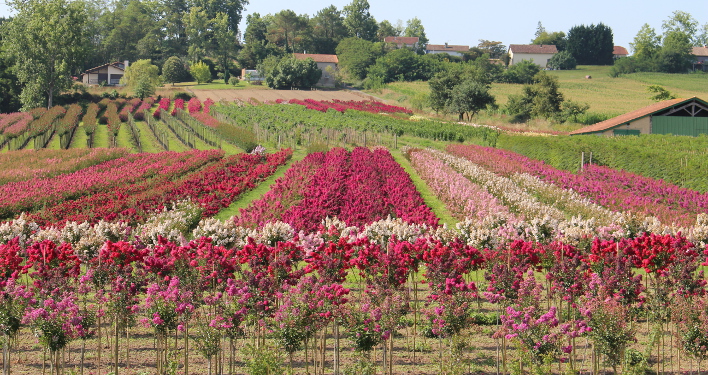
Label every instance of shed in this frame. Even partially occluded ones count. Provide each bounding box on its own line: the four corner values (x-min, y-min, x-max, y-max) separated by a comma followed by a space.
82, 61, 128, 86
569, 97, 708, 137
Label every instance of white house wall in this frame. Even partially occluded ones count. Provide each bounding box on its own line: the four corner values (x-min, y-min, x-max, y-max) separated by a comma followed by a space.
510, 53, 555, 67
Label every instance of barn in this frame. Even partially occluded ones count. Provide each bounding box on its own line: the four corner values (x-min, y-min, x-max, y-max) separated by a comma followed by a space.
569, 97, 708, 137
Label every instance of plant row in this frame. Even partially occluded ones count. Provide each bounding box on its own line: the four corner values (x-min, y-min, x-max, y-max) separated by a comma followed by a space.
234, 147, 438, 232
447, 144, 706, 227
0, 213, 707, 374
0, 150, 223, 221
279, 99, 413, 115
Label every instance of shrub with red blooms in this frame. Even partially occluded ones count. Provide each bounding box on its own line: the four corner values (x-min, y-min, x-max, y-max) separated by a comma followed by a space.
154, 98, 170, 119
285, 99, 413, 115
24, 240, 81, 293
187, 98, 202, 114
171, 98, 185, 116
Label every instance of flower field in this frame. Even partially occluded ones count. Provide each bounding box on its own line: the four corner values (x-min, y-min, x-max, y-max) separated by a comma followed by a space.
3, 96, 708, 374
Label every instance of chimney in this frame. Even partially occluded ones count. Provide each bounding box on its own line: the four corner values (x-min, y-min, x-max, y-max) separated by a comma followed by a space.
445, 42, 448, 48
124, 60, 129, 69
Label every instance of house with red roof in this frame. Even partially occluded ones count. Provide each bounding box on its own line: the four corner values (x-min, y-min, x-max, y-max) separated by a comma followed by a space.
425, 43, 469, 57
384, 36, 420, 49
570, 97, 708, 137
613, 46, 629, 59
293, 53, 339, 87
508, 45, 558, 68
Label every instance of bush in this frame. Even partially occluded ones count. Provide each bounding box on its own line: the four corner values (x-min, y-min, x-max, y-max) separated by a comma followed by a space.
228, 76, 240, 86
242, 344, 284, 375
173, 92, 193, 101
548, 50, 577, 70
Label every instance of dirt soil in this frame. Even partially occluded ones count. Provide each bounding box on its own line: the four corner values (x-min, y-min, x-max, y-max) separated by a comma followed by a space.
189, 88, 378, 103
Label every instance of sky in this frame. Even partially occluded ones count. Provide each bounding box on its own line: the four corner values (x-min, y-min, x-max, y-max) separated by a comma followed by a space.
0, 0, 705, 52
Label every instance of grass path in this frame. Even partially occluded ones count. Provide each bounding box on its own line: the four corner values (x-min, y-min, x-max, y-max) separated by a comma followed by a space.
134, 121, 163, 153
45, 132, 61, 150
115, 124, 138, 152
213, 149, 307, 221
69, 126, 88, 149
92, 124, 109, 148
389, 148, 458, 228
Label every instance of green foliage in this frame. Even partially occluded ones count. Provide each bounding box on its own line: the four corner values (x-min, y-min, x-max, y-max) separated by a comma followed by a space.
365, 48, 441, 86
547, 50, 577, 70
2, 0, 91, 109
121, 59, 162, 92
566, 23, 614, 65
656, 30, 694, 73
336, 37, 383, 81
190, 61, 212, 84
403, 17, 428, 54
310, 5, 348, 55
646, 84, 677, 101
502, 60, 541, 84
532, 30, 567, 51
242, 344, 285, 375
506, 72, 566, 122
448, 79, 495, 121
162, 56, 188, 85
264, 56, 322, 89
228, 76, 240, 86
342, 0, 378, 41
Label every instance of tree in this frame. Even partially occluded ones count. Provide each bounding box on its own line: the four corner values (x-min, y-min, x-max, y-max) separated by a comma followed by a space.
428, 68, 463, 113
2, 0, 91, 109
656, 30, 693, 73
532, 31, 567, 51
630, 24, 661, 61
502, 60, 540, 84
311, 6, 348, 54
239, 13, 280, 69
100, 0, 154, 62
366, 48, 440, 85
191, 0, 246, 37
566, 23, 614, 65
477, 40, 507, 59
662, 10, 699, 45
190, 61, 211, 84
403, 17, 428, 53
448, 79, 495, 121
547, 50, 577, 70
507, 72, 566, 122
211, 12, 239, 82
268, 10, 309, 53
698, 23, 708, 47
162, 56, 188, 85
343, 0, 378, 41
185, 6, 211, 63
647, 85, 677, 102
264, 56, 321, 89
377, 20, 400, 41
335, 37, 383, 80
120, 59, 161, 94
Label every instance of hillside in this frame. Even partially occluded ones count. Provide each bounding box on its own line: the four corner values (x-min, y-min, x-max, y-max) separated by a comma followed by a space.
373, 66, 708, 120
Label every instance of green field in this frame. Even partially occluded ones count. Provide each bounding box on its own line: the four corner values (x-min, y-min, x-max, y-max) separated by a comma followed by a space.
374, 66, 708, 120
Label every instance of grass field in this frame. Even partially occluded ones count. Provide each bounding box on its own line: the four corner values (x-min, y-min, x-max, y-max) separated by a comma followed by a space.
374, 66, 708, 121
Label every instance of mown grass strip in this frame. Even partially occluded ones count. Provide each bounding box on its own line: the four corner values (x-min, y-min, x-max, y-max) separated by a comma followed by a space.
134, 121, 163, 153
45, 132, 61, 150
213, 149, 307, 221
69, 126, 88, 149
92, 124, 109, 148
389, 148, 459, 228
115, 124, 138, 152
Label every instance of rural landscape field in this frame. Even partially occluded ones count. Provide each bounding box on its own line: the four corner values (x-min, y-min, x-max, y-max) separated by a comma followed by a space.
0, 65, 707, 375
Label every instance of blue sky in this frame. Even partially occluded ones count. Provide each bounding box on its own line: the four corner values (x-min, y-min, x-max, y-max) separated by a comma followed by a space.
1, 0, 704, 52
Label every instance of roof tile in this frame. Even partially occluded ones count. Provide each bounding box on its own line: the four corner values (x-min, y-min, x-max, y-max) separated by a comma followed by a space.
293, 53, 339, 64
509, 44, 558, 54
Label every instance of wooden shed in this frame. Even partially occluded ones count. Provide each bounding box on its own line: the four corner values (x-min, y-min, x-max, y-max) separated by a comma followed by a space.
570, 97, 708, 137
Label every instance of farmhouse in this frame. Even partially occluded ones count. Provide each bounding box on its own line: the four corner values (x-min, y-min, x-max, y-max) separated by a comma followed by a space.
613, 46, 629, 59
508, 44, 558, 68
293, 53, 339, 87
425, 43, 469, 57
81, 61, 128, 86
570, 97, 708, 137
384, 36, 420, 49
693, 46, 708, 71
